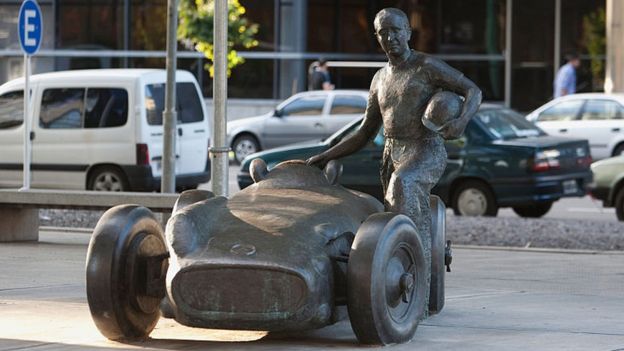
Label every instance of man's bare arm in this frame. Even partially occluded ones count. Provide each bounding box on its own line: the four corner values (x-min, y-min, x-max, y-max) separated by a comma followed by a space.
427, 57, 482, 139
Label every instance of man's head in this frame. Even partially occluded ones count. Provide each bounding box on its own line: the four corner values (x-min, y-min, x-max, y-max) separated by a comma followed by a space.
318, 58, 328, 71
566, 52, 581, 68
374, 8, 411, 57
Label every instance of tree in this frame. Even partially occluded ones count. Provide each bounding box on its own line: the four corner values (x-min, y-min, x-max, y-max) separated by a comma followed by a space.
178, 0, 258, 76
582, 8, 606, 91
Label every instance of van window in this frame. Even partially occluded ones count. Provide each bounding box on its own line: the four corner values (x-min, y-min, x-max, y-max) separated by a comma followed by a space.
84, 88, 129, 128
40, 88, 84, 129
145, 82, 204, 125
0, 91, 24, 129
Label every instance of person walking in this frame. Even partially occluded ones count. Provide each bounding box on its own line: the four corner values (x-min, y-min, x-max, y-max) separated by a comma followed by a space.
308, 59, 334, 90
554, 52, 581, 98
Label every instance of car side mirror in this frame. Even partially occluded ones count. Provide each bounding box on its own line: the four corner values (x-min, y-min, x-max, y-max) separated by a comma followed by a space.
273, 109, 282, 118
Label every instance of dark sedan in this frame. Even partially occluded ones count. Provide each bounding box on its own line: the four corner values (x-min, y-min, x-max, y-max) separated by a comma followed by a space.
238, 104, 593, 218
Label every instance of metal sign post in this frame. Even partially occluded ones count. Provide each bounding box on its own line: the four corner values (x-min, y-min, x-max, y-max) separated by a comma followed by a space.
162, 0, 177, 194
17, 0, 42, 191
211, 0, 229, 197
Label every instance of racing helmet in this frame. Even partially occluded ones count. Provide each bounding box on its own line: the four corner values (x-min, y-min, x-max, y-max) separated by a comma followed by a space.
422, 91, 463, 133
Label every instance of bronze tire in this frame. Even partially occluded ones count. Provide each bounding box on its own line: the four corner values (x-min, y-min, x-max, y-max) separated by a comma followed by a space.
347, 212, 427, 345
86, 205, 168, 340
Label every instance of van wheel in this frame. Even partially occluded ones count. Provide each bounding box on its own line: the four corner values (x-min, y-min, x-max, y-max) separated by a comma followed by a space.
232, 135, 260, 164
88, 167, 130, 192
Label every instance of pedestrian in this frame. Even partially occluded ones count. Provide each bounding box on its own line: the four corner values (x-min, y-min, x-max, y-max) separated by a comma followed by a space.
554, 52, 581, 98
306, 8, 481, 317
308, 58, 334, 90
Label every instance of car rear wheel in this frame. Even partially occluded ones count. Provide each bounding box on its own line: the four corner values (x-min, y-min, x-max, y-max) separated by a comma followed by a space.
615, 188, 624, 221
88, 166, 130, 192
512, 201, 553, 218
613, 143, 624, 157
452, 180, 498, 217
347, 212, 427, 345
232, 135, 260, 164
86, 205, 169, 340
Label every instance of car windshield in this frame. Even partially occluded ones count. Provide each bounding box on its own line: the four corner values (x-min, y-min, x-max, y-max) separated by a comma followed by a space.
477, 108, 545, 140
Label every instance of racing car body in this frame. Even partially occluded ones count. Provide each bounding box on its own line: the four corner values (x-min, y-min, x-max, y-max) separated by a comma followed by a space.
86, 160, 449, 345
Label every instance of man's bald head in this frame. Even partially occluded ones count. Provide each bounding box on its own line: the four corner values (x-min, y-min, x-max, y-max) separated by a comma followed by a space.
374, 8, 410, 32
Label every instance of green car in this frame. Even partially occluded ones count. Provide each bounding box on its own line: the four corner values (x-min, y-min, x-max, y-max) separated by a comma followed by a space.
238, 104, 593, 218
589, 156, 624, 221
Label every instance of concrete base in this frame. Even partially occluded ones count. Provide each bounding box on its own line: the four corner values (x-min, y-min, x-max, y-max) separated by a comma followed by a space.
0, 206, 39, 242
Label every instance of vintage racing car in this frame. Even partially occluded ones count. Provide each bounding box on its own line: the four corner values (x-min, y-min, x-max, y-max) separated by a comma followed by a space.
85, 159, 451, 345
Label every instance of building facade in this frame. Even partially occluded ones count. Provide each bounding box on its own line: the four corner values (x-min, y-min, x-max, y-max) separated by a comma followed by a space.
0, 0, 607, 111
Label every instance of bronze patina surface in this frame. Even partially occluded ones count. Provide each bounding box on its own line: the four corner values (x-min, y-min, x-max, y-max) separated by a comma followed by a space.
307, 8, 481, 313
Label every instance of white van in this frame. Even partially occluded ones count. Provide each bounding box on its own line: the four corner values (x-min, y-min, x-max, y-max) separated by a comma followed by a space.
0, 69, 210, 191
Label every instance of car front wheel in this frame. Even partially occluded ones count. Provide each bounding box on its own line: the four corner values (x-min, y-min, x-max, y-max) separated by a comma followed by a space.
512, 201, 553, 218
347, 212, 426, 345
452, 180, 498, 217
232, 135, 260, 164
615, 188, 624, 221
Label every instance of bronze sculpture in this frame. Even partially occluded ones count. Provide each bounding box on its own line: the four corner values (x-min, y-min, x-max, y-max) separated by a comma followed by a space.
85, 160, 451, 345
307, 7, 481, 314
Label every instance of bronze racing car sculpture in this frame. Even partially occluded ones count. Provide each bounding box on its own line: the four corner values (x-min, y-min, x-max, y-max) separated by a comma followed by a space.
85, 159, 451, 345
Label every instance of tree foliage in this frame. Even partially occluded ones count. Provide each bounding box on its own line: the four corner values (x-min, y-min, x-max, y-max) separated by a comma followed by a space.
178, 0, 258, 76
582, 8, 606, 90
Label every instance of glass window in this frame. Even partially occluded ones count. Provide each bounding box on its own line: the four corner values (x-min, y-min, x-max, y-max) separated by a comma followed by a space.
39, 88, 84, 129
280, 96, 326, 117
330, 95, 366, 115
477, 108, 545, 140
537, 100, 584, 122
57, 0, 123, 50
145, 82, 205, 125
580, 100, 623, 120
84, 88, 129, 128
177, 84, 203, 124
0, 91, 24, 129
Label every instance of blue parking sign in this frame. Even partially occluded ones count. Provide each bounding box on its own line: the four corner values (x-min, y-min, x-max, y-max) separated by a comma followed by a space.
18, 0, 42, 55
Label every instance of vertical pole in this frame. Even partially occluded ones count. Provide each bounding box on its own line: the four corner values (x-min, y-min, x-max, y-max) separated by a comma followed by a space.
123, 0, 130, 68
162, 0, 177, 194
21, 54, 31, 190
504, 0, 512, 107
211, 0, 229, 197
605, 0, 624, 93
554, 0, 561, 77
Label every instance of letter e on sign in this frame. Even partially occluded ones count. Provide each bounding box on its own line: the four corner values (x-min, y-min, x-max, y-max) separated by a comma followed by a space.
18, 0, 43, 55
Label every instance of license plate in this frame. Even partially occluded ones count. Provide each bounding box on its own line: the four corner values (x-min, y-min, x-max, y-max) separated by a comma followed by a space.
562, 180, 578, 194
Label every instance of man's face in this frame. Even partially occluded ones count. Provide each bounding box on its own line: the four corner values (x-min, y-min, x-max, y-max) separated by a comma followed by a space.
571, 58, 581, 68
375, 14, 411, 56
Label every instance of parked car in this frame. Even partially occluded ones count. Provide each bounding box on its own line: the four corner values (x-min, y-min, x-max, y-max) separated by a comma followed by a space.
526, 93, 624, 160
0, 69, 210, 192
589, 156, 624, 221
238, 104, 594, 218
226, 90, 368, 163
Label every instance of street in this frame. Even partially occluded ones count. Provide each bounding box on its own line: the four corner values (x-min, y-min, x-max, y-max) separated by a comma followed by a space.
203, 164, 619, 222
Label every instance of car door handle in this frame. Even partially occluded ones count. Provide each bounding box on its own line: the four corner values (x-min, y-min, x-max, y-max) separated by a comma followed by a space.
612, 128, 621, 132
178, 128, 183, 136
314, 123, 323, 128
559, 129, 568, 133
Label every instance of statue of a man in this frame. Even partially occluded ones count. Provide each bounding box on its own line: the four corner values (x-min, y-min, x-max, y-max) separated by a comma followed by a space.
307, 7, 481, 311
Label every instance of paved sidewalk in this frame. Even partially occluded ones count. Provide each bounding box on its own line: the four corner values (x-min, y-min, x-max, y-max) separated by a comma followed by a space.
1, 229, 624, 350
